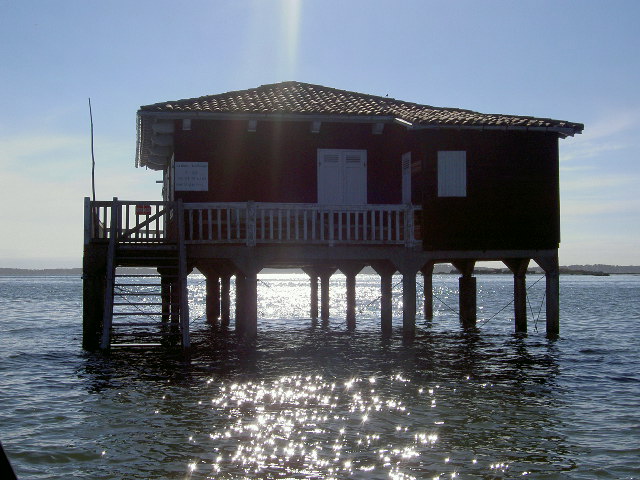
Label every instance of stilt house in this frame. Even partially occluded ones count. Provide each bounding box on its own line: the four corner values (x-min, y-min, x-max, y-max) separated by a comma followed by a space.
83, 81, 583, 350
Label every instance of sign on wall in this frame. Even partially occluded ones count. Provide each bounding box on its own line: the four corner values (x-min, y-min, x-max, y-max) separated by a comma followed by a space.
174, 162, 208, 191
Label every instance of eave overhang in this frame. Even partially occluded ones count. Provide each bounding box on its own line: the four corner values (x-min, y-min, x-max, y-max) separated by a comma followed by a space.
136, 106, 583, 170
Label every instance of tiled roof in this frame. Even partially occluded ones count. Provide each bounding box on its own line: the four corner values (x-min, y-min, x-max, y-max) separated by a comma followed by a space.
139, 81, 584, 133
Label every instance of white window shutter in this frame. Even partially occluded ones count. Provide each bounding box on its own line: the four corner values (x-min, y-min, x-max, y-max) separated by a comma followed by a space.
438, 151, 466, 197
317, 149, 367, 204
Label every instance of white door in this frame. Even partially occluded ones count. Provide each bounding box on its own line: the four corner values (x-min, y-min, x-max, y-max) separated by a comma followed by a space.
317, 149, 367, 205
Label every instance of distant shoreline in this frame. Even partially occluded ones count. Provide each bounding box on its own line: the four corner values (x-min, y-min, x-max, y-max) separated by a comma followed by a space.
2, 265, 639, 276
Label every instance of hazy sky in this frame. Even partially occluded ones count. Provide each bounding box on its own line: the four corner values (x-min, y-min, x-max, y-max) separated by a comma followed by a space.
1, 0, 638, 267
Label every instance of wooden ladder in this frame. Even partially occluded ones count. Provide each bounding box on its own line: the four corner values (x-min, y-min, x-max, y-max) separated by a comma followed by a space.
100, 201, 190, 350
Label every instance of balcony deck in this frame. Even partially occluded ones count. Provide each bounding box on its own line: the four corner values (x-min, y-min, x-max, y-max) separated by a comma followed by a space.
85, 199, 422, 248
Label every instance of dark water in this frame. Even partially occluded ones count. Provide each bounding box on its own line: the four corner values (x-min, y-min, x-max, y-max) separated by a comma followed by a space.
0, 274, 638, 479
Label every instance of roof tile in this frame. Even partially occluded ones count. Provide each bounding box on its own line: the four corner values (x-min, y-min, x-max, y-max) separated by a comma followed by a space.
139, 81, 583, 133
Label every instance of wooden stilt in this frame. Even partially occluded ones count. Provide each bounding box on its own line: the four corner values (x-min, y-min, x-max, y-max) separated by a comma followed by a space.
176, 200, 191, 350
317, 267, 336, 324
371, 261, 396, 336
221, 275, 231, 327
421, 262, 434, 322
391, 256, 425, 339
82, 264, 105, 351
535, 253, 560, 339
242, 271, 258, 337
453, 260, 476, 330
232, 257, 261, 338
546, 271, 560, 338
206, 275, 221, 324
340, 264, 364, 331
302, 268, 319, 321
505, 258, 530, 333
235, 273, 246, 334
402, 271, 417, 338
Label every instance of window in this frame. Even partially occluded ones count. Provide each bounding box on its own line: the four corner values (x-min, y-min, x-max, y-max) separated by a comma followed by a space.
437, 151, 466, 197
317, 149, 367, 204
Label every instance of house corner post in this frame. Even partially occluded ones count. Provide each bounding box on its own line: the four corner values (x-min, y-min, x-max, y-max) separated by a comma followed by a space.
545, 270, 560, 338
535, 253, 560, 339
82, 247, 106, 351
453, 260, 477, 330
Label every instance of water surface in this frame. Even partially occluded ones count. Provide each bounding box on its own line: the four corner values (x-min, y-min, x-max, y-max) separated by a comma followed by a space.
0, 274, 638, 479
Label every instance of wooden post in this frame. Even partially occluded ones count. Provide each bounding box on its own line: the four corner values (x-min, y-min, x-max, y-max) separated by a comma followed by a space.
402, 271, 418, 337
221, 275, 231, 327
421, 262, 434, 322
235, 273, 246, 334
392, 256, 425, 339
340, 264, 364, 331
176, 199, 191, 350
302, 267, 319, 321
317, 267, 336, 324
504, 259, 530, 333
371, 261, 396, 336
206, 275, 221, 324
233, 258, 261, 338
160, 272, 172, 323
310, 274, 319, 321
100, 197, 119, 351
82, 259, 105, 351
546, 271, 560, 338
453, 260, 476, 330
84, 197, 91, 245
535, 253, 560, 339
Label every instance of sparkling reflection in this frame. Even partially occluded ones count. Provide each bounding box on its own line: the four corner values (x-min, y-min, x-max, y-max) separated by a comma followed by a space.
200, 374, 445, 478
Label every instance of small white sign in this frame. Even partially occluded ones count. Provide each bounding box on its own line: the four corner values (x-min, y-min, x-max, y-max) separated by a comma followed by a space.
175, 162, 208, 191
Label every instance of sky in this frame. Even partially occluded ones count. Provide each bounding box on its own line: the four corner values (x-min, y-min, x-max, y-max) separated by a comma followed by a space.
1, 0, 639, 268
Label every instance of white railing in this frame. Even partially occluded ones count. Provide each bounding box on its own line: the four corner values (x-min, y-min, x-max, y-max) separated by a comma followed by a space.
183, 202, 422, 247
85, 198, 174, 244
85, 199, 423, 247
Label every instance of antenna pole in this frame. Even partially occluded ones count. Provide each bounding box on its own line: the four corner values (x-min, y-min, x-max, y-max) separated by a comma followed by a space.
89, 98, 96, 202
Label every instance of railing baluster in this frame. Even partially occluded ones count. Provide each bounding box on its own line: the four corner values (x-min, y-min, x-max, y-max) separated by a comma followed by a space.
236, 208, 241, 240
286, 209, 290, 240
303, 210, 308, 240
197, 209, 202, 241
371, 210, 376, 241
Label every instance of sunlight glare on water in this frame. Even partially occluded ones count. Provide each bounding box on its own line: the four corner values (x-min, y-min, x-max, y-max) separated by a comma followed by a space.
1, 274, 639, 479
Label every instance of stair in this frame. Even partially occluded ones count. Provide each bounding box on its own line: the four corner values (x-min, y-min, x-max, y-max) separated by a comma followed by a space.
99, 201, 191, 351
109, 259, 181, 347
